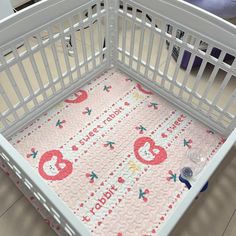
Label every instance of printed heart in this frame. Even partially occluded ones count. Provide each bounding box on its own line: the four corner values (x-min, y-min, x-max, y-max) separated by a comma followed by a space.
124, 102, 130, 106
65, 90, 88, 104
72, 145, 78, 151
168, 205, 172, 209
108, 209, 112, 214
152, 229, 156, 234
177, 194, 180, 198
161, 133, 167, 138
98, 221, 102, 226
100, 182, 104, 186
127, 187, 131, 192
38, 150, 73, 181
118, 177, 125, 183
118, 198, 122, 203
137, 83, 153, 94
134, 137, 167, 165
160, 216, 164, 221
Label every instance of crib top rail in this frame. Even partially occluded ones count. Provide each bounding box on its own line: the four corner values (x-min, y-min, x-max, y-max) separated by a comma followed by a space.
134, 0, 236, 56
0, 0, 90, 51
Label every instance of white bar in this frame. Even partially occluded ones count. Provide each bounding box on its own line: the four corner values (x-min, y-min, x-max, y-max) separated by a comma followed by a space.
187, 45, 213, 104
79, 12, 89, 73
178, 38, 201, 98
88, 6, 96, 69
144, 15, 154, 78
24, 39, 48, 101
96, 2, 103, 64
47, 27, 65, 88
69, 18, 82, 79
128, 6, 136, 68
121, 1, 127, 64
0, 54, 29, 113
151, 27, 165, 82
58, 24, 73, 85
136, 12, 145, 73
11, 47, 39, 107
161, 26, 177, 87
169, 32, 188, 92
35, 33, 56, 94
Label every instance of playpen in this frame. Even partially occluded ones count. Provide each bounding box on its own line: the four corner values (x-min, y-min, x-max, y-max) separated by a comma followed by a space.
0, 0, 236, 235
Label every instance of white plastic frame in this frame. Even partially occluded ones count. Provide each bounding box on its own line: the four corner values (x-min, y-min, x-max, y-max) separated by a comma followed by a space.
0, 0, 236, 236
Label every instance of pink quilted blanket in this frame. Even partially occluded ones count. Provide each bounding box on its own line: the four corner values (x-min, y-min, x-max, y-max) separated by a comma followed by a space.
8, 69, 224, 235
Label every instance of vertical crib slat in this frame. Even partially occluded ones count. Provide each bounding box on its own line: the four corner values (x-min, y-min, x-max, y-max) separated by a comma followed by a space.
128, 6, 136, 68
136, 12, 145, 73
96, 2, 103, 64
35, 33, 56, 94
24, 39, 48, 101
197, 52, 226, 109
169, 32, 188, 92
11, 47, 39, 107
144, 16, 154, 78
0, 54, 29, 113
88, 6, 96, 69
187, 45, 213, 104
79, 12, 89, 73
152, 24, 165, 82
47, 27, 64, 88
58, 24, 73, 86
161, 27, 177, 87
178, 38, 201, 98
121, 1, 127, 64
69, 18, 81, 79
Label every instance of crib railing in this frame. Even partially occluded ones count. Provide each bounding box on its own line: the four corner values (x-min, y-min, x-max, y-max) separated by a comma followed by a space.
116, 0, 236, 136
0, 0, 109, 138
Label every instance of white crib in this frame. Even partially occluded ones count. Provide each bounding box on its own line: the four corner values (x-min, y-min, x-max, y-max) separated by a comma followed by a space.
0, 0, 236, 235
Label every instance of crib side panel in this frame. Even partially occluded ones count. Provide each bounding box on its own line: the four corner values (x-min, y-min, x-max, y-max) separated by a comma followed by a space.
0, 134, 90, 236
0, 0, 109, 138
116, 0, 236, 136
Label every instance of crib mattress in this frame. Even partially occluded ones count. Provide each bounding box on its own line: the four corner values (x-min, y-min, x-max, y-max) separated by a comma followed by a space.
7, 69, 224, 235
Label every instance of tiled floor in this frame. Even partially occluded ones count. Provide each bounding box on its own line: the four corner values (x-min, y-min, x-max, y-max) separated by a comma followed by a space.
0, 4, 236, 236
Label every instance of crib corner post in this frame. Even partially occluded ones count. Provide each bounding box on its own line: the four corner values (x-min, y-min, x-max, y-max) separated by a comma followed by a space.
106, 0, 118, 68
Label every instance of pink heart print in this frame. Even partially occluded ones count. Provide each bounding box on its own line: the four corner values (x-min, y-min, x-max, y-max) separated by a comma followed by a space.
38, 150, 73, 181
65, 90, 88, 103
134, 137, 167, 165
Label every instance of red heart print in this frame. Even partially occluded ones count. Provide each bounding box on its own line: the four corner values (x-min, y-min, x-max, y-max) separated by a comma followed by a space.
152, 229, 156, 233
124, 102, 130, 106
38, 150, 73, 181
168, 205, 172, 209
134, 137, 167, 165
98, 221, 102, 226
65, 90, 88, 103
118, 177, 125, 183
72, 145, 78, 151
137, 83, 153, 94
160, 216, 164, 221
161, 133, 167, 138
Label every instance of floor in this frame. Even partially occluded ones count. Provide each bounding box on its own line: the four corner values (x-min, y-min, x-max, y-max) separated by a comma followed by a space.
0, 3, 236, 236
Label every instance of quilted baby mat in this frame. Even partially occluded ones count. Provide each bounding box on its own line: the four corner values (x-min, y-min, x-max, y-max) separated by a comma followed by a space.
8, 69, 224, 235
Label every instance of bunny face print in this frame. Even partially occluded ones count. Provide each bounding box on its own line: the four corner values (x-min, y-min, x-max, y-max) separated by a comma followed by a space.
38, 150, 73, 181
134, 137, 167, 165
